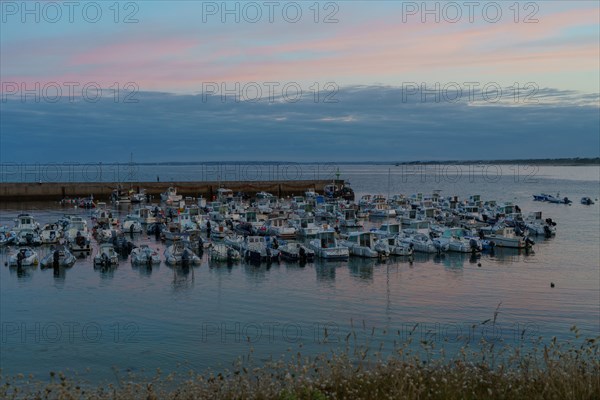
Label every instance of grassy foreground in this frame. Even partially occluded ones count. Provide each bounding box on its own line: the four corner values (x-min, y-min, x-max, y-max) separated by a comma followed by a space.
1, 326, 598, 400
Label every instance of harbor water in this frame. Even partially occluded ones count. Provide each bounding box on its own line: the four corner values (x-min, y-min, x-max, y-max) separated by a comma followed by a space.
1, 164, 598, 383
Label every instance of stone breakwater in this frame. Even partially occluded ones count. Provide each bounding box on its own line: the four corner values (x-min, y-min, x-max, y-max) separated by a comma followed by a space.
0, 180, 337, 201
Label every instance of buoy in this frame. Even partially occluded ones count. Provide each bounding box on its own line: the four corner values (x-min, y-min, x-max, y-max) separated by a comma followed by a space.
477, 263, 481, 267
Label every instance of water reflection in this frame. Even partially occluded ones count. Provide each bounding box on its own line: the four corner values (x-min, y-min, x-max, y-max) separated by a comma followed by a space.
348, 258, 383, 281
208, 260, 237, 272
41, 264, 70, 283
94, 264, 118, 279
8, 265, 35, 281
131, 262, 158, 277
488, 247, 535, 264
243, 262, 274, 281
314, 260, 340, 283
167, 263, 196, 291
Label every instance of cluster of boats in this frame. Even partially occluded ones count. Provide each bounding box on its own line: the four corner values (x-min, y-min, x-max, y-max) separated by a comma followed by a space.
3, 185, 566, 273
532, 193, 596, 205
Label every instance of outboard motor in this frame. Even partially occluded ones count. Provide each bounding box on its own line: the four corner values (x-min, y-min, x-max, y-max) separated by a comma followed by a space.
469, 238, 480, 253
198, 237, 204, 254
266, 247, 272, 262
299, 246, 306, 262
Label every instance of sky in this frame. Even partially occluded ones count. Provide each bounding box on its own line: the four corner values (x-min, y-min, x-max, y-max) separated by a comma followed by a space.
1, 0, 599, 162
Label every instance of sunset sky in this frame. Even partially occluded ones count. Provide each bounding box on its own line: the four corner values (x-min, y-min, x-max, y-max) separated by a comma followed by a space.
1, 1, 599, 162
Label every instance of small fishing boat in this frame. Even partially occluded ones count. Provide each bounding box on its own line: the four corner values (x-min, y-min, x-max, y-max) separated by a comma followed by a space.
93, 244, 119, 266
15, 229, 42, 246
40, 224, 61, 244
130, 189, 148, 203
8, 247, 39, 267
161, 187, 182, 204
264, 217, 297, 239
400, 232, 441, 254
524, 212, 556, 237
545, 195, 572, 205
208, 243, 241, 262
581, 197, 595, 205
122, 217, 143, 233
434, 228, 482, 253
130, 245, 161, 265
13, 213, 40, 233
164, 243, 201, 265
242, 236, 281, 263
379, 236, 414, 256
340, 231, 390, 258
111, 187, 131, 204
64, 216, 91, 245
308, 229, 349, 260
0, 229, 17, 246
127, 206, 158, 224
40, 247, 76, 268
279, 242, 315, 262
483, 226, 534, 249
210, 223, 229, 241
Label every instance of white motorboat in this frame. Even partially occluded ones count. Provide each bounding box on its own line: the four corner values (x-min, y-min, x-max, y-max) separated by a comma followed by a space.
264, 217, 296, 239
279, 242, 315, 262
241, 236, 280, 262
379, 235, 414, 256
292, 217, 320, 238
15, 229, 42, 246
581, 197, 595, 205
223, 234, 246, 251
127, 206, 158, 224
40, 247, 76, 268
14, 213, 40, 233
130, 245, 161, 265
8, 247, 39, 266
524, 212, 556, 237
208, 243, 241, 262
122, 217, 143, 233
94, 226, 120, 242
164, 243, 201, 265
40, 224, 61, 244
161, 187, 182, 204
210, 223, 229, 241
0, 229, 17, 246
65, 217, 92, 253
434, 228, 482, 253
340, 231, 390, 258
400, 232, 443, 254
369, 203, 396, 218
484, 227, 534, 249
308, 229, 349, 260
93, 244, 119, 266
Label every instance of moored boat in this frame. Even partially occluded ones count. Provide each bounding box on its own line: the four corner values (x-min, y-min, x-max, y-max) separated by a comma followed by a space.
8, 247, 39, 266
93, 244, 119, 266
40, 246, 76, 268
131, 245, 161, 265
308, 229, 349, 260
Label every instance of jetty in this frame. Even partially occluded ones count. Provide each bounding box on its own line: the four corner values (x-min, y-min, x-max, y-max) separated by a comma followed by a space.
0, 180, 338, 202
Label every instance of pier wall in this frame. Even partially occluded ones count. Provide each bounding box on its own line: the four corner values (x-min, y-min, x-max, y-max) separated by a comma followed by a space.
0, 180, 335, 201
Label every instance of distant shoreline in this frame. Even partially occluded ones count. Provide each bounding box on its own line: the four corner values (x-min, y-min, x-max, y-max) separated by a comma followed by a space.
0, 158, 597, 166
24, 158, 598, 166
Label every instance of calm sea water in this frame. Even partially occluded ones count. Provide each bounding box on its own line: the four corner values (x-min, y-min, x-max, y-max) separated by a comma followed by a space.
1, 164, 598, 383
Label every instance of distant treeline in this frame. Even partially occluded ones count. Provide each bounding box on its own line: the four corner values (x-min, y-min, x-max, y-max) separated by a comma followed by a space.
129, 158, 600, 166
395, 157, 600, 166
